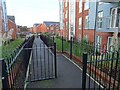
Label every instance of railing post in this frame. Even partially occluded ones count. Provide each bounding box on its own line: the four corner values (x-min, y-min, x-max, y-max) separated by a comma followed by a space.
53, 36, 54, 43
62, 36, 63, 53
70, 37, 72, 59
54, 43, 57, 78
82, 52, 87, 90
0, 58, 9, 90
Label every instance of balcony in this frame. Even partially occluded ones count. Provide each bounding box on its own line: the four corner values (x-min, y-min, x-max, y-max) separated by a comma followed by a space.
97, 14, 120, 33
99, 0, 120, 3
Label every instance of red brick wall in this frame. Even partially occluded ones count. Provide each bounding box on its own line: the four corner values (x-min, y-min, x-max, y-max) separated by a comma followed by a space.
63, 0, 69, 39
8, 19, 17, 40
75, 0, 92, 42
40, 23, 47, 33
96, 32, 113, 46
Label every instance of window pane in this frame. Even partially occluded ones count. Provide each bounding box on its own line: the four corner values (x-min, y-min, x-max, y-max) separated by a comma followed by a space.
98, 11, 103, 28
79, 17, 82, 29
84, 0, 89, 10
79, 0, 82, 12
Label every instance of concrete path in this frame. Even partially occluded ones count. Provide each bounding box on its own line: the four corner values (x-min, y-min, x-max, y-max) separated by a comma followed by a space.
26, 37, 101, 88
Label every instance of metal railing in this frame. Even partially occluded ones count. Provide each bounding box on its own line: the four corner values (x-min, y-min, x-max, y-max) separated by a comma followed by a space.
0, 36, 35, 89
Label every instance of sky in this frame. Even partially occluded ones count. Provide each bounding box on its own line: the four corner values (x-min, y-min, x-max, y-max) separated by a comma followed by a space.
6, 0, 60, 27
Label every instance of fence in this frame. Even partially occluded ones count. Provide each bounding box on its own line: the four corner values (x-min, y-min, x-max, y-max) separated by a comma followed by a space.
0, 36, 35, 89
50, 35, 120, 89
40, 34, 54, 47
82, 46, 120, 89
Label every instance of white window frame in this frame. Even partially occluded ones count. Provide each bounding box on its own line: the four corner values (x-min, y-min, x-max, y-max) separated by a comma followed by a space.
98, 11, 103, 29
96, 36, 102, 45
107, 37, 113, 51
79, 17, 82, 29
85, 15, 89, 29
96, 36, 102, 52
65, 0, 68, 7
110, 7, 120, 28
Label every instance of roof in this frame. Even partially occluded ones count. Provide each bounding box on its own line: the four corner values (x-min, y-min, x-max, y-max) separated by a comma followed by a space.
33, 23, 40, 26
43, 21, 60, 27
7, 15, 15, 23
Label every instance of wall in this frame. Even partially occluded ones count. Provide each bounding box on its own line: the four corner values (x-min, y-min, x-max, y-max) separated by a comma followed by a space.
96, 32, 113, 46
8, 19, 17, 40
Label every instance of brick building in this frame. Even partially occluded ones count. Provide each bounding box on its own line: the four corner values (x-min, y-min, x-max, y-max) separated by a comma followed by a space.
8, 19, 17, 40
59, 0, 94, 41
33, 21, 60, 35
59, 0, 120, 50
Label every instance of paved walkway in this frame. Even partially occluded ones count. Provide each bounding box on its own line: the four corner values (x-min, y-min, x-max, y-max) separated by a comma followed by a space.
26, 37, 100, 88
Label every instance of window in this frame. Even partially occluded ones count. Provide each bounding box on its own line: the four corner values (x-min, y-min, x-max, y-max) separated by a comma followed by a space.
96, 36, 102, 45
85, 15, 89, 29
65, 11, 68, 18
79, 0, 82, 13
84, 0, 89, 10
65, 0, 68, 7
107, 37, 113, 51
56, 26, 59, 30
110, 7, 120, 28
96, 36, 102, 51
79, 17, 82, 29
97, 11, 103, 28
84, 34, 88, 42
47, 27, 49, 30
50, 26, 54, 30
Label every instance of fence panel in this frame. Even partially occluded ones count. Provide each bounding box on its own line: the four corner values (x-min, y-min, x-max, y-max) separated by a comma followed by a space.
1, 36, 35, 89
83, 47, 120, 89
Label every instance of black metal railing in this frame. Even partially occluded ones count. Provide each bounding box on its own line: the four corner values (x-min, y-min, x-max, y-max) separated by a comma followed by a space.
1, 36, 35, 89
40, 34, 54, 47
82, 47, 120, 89
37, 34, 120, 89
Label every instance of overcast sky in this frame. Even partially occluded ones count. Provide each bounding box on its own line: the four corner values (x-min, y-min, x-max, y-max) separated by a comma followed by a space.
6, 0, 59, 27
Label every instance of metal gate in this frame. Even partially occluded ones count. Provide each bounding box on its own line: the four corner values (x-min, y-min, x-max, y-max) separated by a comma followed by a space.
25, 39, 57, 82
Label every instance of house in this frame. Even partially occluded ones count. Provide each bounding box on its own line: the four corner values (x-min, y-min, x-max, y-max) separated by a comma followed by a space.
32, 23, 40, 33
8, 19, 17, 40
35, 21, 60, 35
7, 15, 15, 23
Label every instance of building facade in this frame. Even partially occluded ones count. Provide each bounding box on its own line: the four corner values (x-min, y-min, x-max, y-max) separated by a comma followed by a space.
33, 21, 60, 35
95, 1, 120, 50
59, 0, 120, 50
59, 0, 95, 41
8, 19, 17, 40
0, 0, 8, 43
